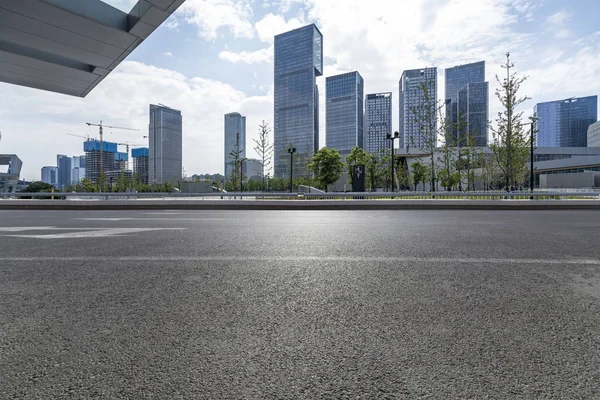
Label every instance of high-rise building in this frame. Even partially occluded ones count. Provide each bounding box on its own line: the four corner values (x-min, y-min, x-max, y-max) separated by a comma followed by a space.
132, 147, 149, 184
71, 155, 86, 184
149, 104, 183, 184
457, 81, 489, 147
365, 93, 392, 153
445, 61, 488, 146
56, 154, 72, 189
399, 67, 437, 150
325, 71, 364, 157
41, 166, 58, 186
534, 96, 598, 147
274, 24, 323, 177
224, 112, 246, 180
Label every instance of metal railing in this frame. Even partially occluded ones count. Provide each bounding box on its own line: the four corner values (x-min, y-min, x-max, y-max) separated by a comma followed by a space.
1, 191, 599, 200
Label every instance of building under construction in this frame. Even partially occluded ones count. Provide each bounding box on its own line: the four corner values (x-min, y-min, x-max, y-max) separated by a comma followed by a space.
132, 148, 149, 184
84, 140, 129, 183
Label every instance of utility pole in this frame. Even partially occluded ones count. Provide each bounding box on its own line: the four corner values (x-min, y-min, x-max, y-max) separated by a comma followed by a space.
504, 52, 513, 190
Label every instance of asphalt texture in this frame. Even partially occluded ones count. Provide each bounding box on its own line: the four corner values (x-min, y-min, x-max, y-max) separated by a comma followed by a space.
1, 210, 600, 399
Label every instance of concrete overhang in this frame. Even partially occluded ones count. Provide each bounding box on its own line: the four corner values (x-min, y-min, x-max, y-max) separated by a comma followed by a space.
0, 0, 185, 97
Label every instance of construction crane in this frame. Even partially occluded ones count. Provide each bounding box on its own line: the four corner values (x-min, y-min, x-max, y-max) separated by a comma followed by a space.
117, 142, 143, 171
85, 121, 139, 180
65, 133, 94, 141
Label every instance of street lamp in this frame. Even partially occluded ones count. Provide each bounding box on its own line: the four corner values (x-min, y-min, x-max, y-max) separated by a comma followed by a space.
386, 131, 400, 192
528, 116, 539, 199
287, 146, 296, 193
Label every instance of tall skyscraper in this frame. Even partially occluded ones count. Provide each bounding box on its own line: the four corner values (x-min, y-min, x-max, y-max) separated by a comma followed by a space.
325, 71, 364, 156
399, 67, 437, 150
149, 104, 182, 184
365, 93, 392, 153
224, 112, 246, 179
457, 81, 489, 147
534, 96, 598, 147
445, 61, 488, 146
71, 155, 86, 184
274, 24, 323, 177
56, 154, 72, 189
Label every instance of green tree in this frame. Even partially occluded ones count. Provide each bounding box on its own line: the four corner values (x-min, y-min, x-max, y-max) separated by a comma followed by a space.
490, 53, 530, 190
308, 148, 344, 191
345, 146, 370, 187
411, 161, 427, 191
253, 121, 274, 190
22, 181, 54, 193
366, 152, 383, 192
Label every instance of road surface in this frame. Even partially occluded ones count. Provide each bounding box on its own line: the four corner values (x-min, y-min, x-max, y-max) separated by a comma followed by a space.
1, 210, 600, 398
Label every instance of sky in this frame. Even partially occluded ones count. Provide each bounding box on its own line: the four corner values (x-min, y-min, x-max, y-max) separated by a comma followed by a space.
1, 0, 599, 180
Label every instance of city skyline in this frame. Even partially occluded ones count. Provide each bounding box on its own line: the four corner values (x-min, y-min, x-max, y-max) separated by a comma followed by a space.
1, 0, 600, 180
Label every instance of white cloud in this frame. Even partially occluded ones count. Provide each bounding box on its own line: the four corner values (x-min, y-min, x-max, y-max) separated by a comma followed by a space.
0, 62, 273, 180
547, 10, 571, 25
219, 47, 273, 63
179, 0, 255, 40
162, 51, 173, 57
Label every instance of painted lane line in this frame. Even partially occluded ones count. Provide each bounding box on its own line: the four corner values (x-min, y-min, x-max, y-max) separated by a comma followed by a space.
75, 218, 135, 221
5, 227, 186, 239
0, 227, 110, 232
2, 256, 600, 265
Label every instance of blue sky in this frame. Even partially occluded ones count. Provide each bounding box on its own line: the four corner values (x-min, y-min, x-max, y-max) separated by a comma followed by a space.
1, 0, 599, 180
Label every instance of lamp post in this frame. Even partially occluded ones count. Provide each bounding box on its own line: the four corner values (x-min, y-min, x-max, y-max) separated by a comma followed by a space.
386, 131, 400, 192
529, 116, 538, 200
287, 147, 296, 193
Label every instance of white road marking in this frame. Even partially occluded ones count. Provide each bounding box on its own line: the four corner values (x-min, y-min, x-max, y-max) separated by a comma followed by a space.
6, 227, 186, 239
75, 218, 135, 221
2, 256, 600, 264
0, 227, 109, 232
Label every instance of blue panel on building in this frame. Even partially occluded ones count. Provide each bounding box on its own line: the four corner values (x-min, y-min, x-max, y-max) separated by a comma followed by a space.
83, 140, 118, 153
132, 147, 149, 158
114, 152, 128, 161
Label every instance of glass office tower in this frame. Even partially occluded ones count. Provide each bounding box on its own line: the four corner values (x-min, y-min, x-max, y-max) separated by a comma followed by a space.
534, 96, 598, 147
399, 67, 437, 150
325, 71, 364, 156
224, 112, 246, 180
274, 24, 323, 177
149, 104, 182, 184
445, 61, 488, 145
457, 81, 489, 147
365, 93, 392, 153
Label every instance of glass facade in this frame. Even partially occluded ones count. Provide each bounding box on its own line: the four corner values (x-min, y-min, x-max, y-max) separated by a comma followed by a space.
325, 71, 364, 155
445, 61, 487, 145
224, 112, 246, 179
534, 96, 598, 147
56, 154, 72, 190
274, 24, 323, 177
399, 67, 437, 150
457, 81, 489, 147
149, 104, 182, 184
365, 92, 392, 153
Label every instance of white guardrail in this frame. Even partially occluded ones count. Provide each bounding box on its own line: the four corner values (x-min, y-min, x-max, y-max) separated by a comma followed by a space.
1, 191, 599, 200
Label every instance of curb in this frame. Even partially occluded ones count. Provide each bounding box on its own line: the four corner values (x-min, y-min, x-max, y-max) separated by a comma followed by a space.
1, 200, 599, 211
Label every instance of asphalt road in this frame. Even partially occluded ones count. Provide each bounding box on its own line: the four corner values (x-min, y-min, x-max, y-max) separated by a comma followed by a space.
1, 210, 600, 399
